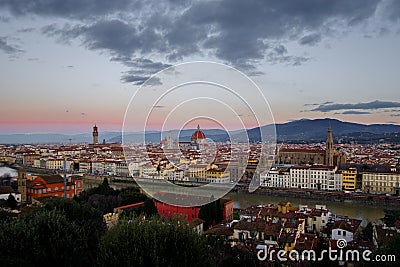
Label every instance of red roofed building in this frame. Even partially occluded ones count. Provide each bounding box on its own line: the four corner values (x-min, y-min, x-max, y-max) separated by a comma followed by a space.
26, 174, 83, 201
153, 193, 233, 224
154, 200, 200, 221
221, 198, 234, 221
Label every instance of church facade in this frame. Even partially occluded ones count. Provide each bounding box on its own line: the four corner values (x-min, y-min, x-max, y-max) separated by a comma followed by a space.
276, 126, 346, 167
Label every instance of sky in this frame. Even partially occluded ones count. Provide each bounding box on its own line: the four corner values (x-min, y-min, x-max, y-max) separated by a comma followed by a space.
1, 0, 400, 134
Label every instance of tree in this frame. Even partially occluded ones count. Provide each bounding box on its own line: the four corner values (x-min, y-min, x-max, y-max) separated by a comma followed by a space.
96, 177, 114, 195
119, 187, 147, 206
39, 197, 107, 263
0, 197, 107, 265
141, 198, 158, 216
6, 194, 17, 209
0, 210, 84, 266
97, 217, 215, 267
199, 199, 223, 230
87, 193, 122, 214
0, 210, 13, 221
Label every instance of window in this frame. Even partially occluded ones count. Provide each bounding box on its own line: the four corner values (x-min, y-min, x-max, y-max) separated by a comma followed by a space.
338, 230, 341, 235
343, 231, 346, 236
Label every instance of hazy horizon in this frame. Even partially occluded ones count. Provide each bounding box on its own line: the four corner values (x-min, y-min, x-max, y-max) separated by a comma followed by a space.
0, 117, 399, 135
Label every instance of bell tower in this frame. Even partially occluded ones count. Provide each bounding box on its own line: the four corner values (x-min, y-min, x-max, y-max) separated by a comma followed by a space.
93, 125, 99, 145
325, 126, 334, 166
17, 169, 27, 203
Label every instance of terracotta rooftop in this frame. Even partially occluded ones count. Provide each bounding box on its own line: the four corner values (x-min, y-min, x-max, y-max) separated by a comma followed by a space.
204, 224, 234, 236
38, 174, 64, 184
332, 219, 361, 234
294, 233, 318, 251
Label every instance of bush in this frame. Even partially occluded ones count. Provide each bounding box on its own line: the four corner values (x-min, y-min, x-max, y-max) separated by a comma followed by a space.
97, 217, 215, 267
0, 210, 83, 266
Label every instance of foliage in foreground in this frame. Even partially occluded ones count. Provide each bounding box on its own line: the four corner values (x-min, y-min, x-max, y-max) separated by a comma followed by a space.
0, 197, 106, 266
97, 216, 215, 267
0, 209, 87, 266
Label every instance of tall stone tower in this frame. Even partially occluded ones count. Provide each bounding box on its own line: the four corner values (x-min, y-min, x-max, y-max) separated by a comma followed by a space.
17, 169, 27, 203
93, 125, 99, 145
325, 126, 334, 166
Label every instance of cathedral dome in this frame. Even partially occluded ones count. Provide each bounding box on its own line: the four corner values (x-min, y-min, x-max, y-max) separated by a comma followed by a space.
191, 125, 206, 141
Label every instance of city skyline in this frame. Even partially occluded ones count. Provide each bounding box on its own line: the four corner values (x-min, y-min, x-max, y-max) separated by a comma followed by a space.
1, 0, 400, 134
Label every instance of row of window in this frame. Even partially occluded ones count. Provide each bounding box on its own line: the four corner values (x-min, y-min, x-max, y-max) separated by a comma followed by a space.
364, 175, 400, 181
27, 185, 75, 194
364, 182, 399, 187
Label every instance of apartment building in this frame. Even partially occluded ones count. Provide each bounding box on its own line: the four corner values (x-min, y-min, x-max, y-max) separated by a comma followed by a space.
362, 170, 400, 195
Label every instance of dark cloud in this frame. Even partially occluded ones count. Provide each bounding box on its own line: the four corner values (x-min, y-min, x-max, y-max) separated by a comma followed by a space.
112, 57, 171, 73
120, 74, 149, 85
341, 110, 371, 115
9, 0, 400, 81
43, 21, 172, 84
186, 0, 380, 69
299, 33, 322, 46
115, 58, 171, 85
120, 72, 162, 86
0, 36, 24, 56
304, 101, 333, 107
311, 100, 400, 112
0, 0, 133, 19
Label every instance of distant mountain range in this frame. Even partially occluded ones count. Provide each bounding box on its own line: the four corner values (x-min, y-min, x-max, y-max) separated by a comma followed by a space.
1, 118, 399, 144
271, 118, 400, 143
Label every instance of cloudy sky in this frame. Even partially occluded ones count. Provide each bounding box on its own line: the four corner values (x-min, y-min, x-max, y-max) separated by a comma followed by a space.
1, 0, 400, 133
